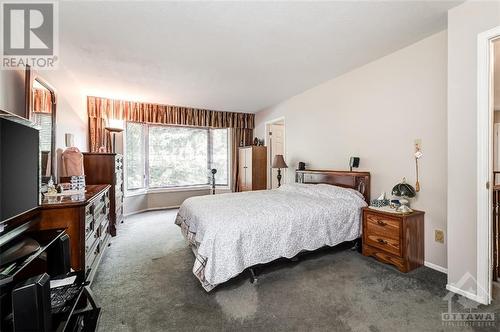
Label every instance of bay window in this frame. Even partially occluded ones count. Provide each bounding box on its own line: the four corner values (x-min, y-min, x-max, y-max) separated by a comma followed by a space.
125, 122, 229, 192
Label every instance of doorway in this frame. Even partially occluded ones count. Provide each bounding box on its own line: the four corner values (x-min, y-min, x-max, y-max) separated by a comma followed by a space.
492, 39, 500, 298
265, 117, 285, 189
478, 26, 500, 305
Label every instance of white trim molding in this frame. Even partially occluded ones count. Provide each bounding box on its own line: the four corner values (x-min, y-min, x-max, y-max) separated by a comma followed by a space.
124, 206, 179, 217
264, 116, 287, 189
475, 26, 500, 305
424, 261, 447, 274
446, 284, 482, 304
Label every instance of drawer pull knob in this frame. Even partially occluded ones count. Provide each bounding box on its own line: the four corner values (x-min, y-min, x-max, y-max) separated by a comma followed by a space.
377, 238, 387, 245
377, 220, 387, 226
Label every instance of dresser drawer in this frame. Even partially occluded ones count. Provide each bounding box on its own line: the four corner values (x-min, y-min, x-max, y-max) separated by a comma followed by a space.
364, 233, 401, 256
115, 160, 123, 173
365, 213, 400, 239
85, 241, 100, 275
85, 211, 94, 238
115, 182, 123, 194
101, 218, 110, 235
362, 208, 427, 273
115, 191, 123, 204
85, 231, 100, 257
86, 225, 101, 252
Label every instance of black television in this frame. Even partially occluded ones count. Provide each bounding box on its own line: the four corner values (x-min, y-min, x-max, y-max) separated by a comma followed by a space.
0, 113, 39, 223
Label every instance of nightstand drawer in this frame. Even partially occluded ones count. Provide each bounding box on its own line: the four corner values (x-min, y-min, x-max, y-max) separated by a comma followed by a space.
362, 207, 424, 273
365, 213, 400, 239
365, 233, 401, 256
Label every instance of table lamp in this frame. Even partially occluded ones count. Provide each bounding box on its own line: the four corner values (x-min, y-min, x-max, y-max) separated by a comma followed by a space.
391, 177, 416, 213
272, 155, 288, 187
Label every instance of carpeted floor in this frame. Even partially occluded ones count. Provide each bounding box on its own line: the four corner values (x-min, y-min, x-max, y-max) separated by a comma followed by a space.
92, 210, 499, 332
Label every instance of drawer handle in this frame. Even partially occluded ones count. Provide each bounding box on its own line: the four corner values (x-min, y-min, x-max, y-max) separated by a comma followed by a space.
377, 220, 387, 226
377, 238, 388, 245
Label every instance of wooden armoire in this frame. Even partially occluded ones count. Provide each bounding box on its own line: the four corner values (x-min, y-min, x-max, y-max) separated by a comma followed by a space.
83, 153, 124, 236
238, 146, 267, 191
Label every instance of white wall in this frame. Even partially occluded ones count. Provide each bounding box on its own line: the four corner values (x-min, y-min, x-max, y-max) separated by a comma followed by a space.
255, 31, 448, 269
0, 66, 88, 151
37, 68, 88, 152
447, 1, 500, 294
0, 69, 26, 117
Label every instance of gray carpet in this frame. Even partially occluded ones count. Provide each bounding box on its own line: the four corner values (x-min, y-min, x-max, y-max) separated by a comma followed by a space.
92, 210, 499, 332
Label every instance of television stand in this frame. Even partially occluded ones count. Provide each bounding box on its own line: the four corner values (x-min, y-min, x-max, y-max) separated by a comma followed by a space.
0, 209, 102, 331
53, 279, 101, 331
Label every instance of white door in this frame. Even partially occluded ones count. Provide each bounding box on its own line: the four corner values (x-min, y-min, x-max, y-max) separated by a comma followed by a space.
494, 124, 500, 184
239, 148, 247, 191
269, 124, 285, 189
245, 148, 253, 190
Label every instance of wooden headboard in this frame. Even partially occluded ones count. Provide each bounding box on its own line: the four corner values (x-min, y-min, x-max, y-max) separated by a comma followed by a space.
295, 169, 371, 203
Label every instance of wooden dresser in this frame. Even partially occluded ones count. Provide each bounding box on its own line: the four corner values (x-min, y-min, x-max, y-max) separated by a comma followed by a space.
37, 185, 111, 282
362, 207, 424, 272
83, 153, 124, 236
238, 146, 267, 191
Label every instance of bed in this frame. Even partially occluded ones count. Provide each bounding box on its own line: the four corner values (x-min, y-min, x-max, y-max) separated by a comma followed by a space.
174, 169, 370, 291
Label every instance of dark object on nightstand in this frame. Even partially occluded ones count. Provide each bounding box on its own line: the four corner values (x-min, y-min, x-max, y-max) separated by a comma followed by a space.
391, 178, 417, 213
349, 157, 360, 171
298, 162, 306, 171
83, 153, 124, 236
362, 207, 424, 272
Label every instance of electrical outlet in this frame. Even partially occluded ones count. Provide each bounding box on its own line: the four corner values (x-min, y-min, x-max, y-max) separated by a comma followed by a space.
435, 229, 444, 243
414, 138, 422, 152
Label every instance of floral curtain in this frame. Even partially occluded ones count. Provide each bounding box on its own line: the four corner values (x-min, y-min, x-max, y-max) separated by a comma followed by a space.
87, 96, 255, 191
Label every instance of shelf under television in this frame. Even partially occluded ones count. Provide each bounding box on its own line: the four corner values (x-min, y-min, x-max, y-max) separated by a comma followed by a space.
0, 228, 67, 287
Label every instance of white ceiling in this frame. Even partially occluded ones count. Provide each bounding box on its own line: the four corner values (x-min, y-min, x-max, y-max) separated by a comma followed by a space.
58, 1, 461, 113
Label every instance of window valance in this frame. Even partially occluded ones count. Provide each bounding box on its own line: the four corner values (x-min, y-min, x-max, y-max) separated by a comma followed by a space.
88, 96, 254, 129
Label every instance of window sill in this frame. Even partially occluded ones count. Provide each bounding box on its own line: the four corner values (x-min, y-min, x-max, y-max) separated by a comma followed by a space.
125, 185, 231, 197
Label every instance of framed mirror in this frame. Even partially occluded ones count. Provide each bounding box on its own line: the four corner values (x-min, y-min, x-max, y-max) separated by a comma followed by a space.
25, 65, 57, 184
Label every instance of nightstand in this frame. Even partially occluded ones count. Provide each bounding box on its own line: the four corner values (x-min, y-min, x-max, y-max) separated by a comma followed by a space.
362, 207, 424, 272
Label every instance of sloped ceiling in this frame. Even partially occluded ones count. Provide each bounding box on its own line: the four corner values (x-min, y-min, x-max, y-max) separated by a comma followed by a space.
57, 1, 461, 112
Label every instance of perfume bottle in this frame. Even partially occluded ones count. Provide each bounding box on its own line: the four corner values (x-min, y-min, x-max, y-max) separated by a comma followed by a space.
47, 177, 57, 195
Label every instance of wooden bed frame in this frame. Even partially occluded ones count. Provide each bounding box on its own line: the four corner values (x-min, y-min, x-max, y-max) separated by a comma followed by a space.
295, 169, 371, 203
248, 169, 371, 284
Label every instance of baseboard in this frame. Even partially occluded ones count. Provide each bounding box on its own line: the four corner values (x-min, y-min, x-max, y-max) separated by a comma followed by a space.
424, 261, 447, 274
446, 284, 482, 303
124, 206, 179, 217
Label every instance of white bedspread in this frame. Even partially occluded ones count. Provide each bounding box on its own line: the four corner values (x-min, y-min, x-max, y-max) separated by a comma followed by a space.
175, 183, 367, 291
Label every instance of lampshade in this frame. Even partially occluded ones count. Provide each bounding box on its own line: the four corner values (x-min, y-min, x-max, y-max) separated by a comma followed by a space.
106, 119, 124, 131
392, 177, 416, 198
272, 155, 288, 169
